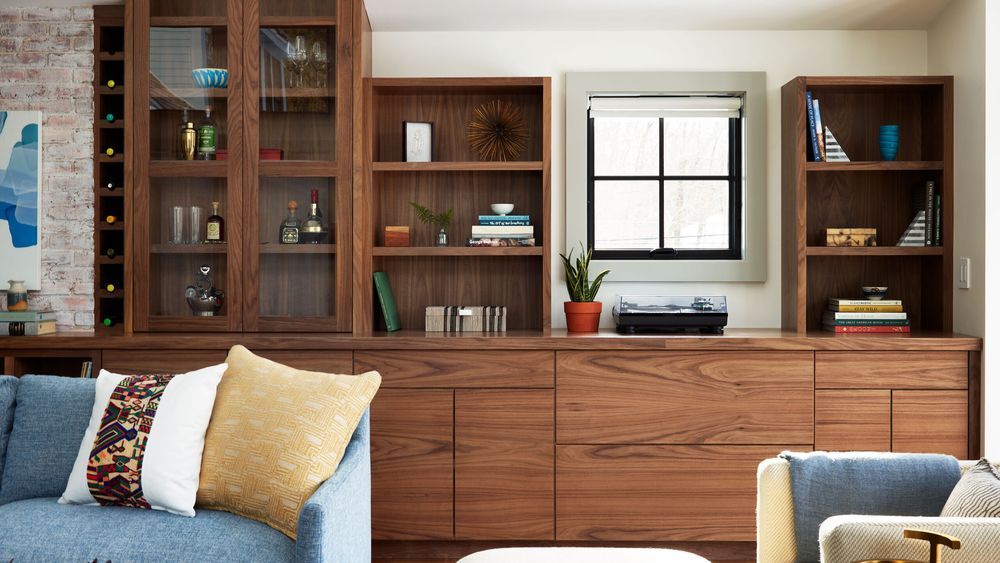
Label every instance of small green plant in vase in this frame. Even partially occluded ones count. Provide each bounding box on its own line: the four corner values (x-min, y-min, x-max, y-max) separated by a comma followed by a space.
410, 202, 453, 247
560, 243, 610, 333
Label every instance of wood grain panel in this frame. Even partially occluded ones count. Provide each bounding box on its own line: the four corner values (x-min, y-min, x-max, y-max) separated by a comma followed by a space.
815, 389, 891, 451
101, 349, 228, 373
892, 390, 968, 458
556, 352, 813, 444
253, 349, 353, 373
456, 390, 553, 539
816, 351, 967, 389
356, 350, 553, 388
371, 389, 454, 540
556, 445, 807, 541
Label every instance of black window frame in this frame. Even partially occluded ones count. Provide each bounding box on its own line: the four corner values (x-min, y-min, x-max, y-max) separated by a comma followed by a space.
586, 96, 744, 261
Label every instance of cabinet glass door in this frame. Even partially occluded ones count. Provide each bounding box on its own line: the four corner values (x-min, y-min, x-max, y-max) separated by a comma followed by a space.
135, 0, 243, 331
244, 0, 350, 331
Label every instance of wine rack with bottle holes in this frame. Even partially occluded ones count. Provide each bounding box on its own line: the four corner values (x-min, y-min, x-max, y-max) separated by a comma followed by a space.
94, 5, 127, 334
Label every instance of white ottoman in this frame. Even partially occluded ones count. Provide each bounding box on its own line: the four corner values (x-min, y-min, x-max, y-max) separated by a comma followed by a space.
458, 547, 711, 563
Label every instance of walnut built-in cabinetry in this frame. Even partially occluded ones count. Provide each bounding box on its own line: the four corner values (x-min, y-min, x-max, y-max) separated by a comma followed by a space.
8, 332, 977, 561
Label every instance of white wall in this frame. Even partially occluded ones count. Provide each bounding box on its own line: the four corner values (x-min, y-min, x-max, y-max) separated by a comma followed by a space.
373, 30, 928, 328
928, 0, 991, 456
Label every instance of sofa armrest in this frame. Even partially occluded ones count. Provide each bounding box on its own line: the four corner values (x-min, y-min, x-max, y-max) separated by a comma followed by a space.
757, 457, 797, 563
295, 410, 371, 563
0, 376, 18, 487
820, 515, 1000, 563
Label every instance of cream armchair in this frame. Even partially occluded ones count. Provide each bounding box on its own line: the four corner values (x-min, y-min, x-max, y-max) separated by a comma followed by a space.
757, 458, 1000, 563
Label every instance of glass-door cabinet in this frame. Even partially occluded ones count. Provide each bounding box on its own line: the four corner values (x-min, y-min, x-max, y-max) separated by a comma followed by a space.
131, 0, 353, 332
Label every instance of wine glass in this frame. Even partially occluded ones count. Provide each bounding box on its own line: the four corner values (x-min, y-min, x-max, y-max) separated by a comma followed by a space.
310, 41, 328, 88
284, 35, 308, 88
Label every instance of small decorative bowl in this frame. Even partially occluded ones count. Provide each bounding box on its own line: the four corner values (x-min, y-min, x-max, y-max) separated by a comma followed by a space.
490, 203, 514, 216
192, 68, 228, 89
862, 286, 889, 300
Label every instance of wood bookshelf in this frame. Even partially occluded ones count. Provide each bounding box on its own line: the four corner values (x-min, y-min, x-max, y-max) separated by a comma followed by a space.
356, 77, 552, 333
781, 76, 954, 333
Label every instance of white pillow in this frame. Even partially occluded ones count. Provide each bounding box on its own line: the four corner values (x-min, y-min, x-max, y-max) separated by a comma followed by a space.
59, 364, 227, 517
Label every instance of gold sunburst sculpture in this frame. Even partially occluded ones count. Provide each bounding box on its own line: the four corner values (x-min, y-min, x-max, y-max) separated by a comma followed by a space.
466, 100, 528, 162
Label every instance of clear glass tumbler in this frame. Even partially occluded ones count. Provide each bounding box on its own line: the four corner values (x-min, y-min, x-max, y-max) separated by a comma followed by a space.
170, 206, 186, 244
188, 206, 203, 244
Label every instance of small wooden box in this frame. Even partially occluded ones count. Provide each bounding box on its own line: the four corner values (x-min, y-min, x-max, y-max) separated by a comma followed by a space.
425, 306, 507, 332
826, 228, 877, 247
384, 226, 411, 247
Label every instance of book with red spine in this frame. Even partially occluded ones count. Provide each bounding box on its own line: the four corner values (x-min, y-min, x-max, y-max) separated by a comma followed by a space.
823, 324, 911, 334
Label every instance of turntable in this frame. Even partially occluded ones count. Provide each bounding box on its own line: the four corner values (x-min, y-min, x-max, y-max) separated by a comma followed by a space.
612, 295, 728, 334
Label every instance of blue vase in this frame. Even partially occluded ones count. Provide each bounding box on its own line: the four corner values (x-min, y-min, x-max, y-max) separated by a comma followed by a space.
879, 125, 900, 161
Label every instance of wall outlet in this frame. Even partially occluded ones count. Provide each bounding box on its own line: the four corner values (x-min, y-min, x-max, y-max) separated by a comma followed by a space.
959, 257, 971, 289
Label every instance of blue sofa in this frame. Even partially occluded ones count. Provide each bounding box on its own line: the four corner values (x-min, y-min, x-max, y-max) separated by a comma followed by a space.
0, 375, 371, 562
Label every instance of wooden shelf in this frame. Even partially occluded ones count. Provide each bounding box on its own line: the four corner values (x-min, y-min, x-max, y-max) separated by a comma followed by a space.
98, 223, 124, 232
806, 161, 944, 172
149, 160, 227, 177
373, 246, 543, 257
99, 154, 125, 163
97, 86, 125, 95
259, 244, 336, 254
99, 52, 124, 61
260, 16, 337, 27
372, 161, 544, 172
151, 243, 227, 254
261, 87, 335, 99
258, 160, 338, 176
98, 121, 124, 129
150, 16, 227, 27
152, 88, 228, 99
806, 246, 945, 257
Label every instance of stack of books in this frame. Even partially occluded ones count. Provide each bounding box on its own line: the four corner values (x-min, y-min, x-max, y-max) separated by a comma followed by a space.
823, 299, 910, 334
0, 310, 57, 336
468, 214, 535, 247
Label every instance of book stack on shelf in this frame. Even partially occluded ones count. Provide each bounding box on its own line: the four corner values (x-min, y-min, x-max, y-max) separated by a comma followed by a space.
805, 90, 849, 162
898, 180, 943, 247
0, 310, 57, 336
823, 298, 910, 334
468, 213, 535, 247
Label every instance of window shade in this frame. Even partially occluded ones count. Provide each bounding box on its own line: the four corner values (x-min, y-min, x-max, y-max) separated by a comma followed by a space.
589, 96, 742, 119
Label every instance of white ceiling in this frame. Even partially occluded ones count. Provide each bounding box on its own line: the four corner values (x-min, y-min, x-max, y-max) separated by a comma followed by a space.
365, 0, 954, 32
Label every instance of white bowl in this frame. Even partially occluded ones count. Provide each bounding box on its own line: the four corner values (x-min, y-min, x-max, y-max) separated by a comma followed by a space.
490, 203, 514, 216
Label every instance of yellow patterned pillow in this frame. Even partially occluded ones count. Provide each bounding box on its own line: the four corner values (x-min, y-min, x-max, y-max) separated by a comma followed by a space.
196, 345, 380, 538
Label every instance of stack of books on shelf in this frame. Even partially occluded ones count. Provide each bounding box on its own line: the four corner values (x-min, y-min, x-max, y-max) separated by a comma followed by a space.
468, 214, 535, 247
823, 299, 910, 334
805, 91, 849, 162
0, 310, 57, 336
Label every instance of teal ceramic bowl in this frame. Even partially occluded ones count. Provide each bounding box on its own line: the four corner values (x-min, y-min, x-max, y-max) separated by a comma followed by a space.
192, 68, 228, 89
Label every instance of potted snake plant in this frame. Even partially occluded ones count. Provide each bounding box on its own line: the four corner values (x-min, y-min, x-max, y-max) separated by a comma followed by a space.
560, 243, 610, 333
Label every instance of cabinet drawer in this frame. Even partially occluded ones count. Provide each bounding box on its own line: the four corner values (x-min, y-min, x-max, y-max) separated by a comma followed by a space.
101, 350, 227, 374
816, 352, 967, 389
355, 350, 554, 388
892, 390, 968, 458
557, 351, 813, 444
815, 390, 891, 451
556, 444, 807, 541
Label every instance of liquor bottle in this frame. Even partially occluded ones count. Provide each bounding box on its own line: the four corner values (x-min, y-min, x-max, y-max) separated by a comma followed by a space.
196, 107, 217, 160
279, 200, 301, 244
105, 247, 118, 259
206, 201, 224, 242
105, 113, 116, 123
105, 147, 116, 157
105, 214, 118, 225
301, 189, 327, 244
106, 79, 116, 89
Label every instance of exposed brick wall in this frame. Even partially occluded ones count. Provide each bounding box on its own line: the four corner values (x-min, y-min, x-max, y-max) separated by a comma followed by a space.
0, 7, 94, 330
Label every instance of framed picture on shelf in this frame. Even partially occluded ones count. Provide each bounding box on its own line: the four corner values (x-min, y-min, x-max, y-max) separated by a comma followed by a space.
403, 121, 433, 162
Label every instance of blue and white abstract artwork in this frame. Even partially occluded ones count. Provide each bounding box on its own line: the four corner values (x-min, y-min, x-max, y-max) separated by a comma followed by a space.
0, 111, 41, 289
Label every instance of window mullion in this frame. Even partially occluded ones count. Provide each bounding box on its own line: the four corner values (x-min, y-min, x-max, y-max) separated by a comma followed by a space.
658, 117, 665, 248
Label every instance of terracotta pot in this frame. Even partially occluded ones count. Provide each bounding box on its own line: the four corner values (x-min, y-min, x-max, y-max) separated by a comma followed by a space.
564, 301, 602, 333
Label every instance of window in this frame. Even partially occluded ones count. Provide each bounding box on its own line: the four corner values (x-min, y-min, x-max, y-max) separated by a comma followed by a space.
587, 96, 742, 260
565, 72, 766, 282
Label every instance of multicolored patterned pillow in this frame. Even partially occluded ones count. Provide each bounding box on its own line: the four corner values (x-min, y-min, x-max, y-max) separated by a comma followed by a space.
58, 364, 227, 517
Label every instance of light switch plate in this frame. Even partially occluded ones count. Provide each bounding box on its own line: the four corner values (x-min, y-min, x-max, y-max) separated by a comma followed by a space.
959, 257, 970, 289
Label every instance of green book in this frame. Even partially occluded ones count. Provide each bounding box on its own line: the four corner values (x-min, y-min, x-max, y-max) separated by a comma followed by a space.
0, 310, 56, 322
373, 271, 401, 332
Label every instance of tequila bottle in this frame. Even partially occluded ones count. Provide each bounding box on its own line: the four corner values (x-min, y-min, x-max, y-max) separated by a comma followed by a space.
279, 200, 301, 244
206, 201, 225, 242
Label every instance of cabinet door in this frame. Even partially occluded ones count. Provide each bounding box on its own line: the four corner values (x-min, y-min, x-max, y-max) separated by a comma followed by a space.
241, 0, 352, 332
815, 390, 891, 451
892, 390, 968, 458
133, 0, 245, 332
456, 390, 554, 540
370, 389, 453, 540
